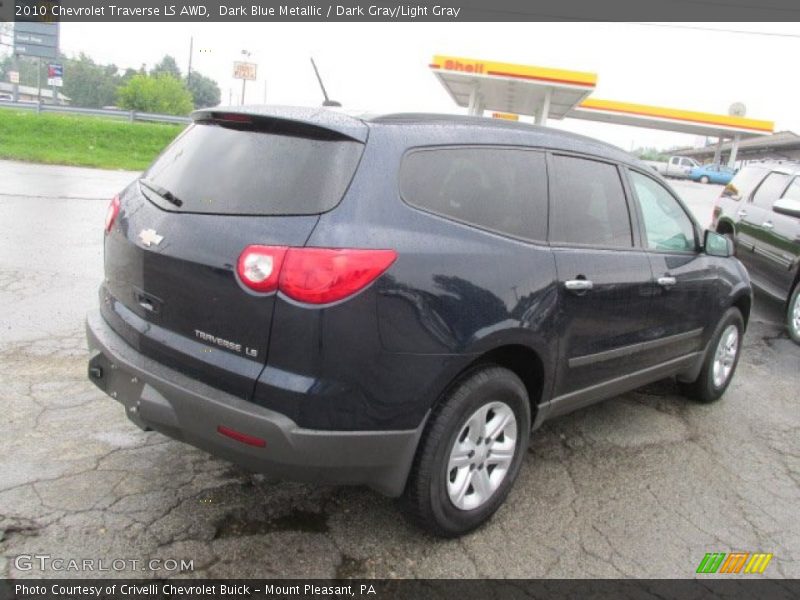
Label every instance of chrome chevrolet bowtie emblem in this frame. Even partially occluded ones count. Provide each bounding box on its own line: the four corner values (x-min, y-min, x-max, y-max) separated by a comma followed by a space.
138, 228, 163, 247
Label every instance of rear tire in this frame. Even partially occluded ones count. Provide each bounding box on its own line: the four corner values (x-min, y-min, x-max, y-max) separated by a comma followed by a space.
700, 175, 710, 184
679, 308, 744, 403
787, 284, 800, 344
401, 366, 530, 538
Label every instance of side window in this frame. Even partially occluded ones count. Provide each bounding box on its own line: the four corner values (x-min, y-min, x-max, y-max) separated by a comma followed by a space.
681, 158, 693, 167
722, 166, 768, 201
399, 147, 548, 242
751, 172, 791, 208
549, 155, 633, 248
629, 171, 696, 252
779, 177, 800, 201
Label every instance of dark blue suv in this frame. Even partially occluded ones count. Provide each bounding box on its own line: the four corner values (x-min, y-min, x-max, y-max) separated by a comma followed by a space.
87, 107, 751, 536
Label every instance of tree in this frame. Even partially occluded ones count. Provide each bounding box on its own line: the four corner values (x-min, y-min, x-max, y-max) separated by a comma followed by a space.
61, 53, 121, 107
186, 71, 221, 108
150, 55, 181, 79
0, 55, 40, 87
117, 73, 193, 116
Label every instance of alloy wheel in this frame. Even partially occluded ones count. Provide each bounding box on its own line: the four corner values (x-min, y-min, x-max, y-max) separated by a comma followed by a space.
712, 324, 739, 388
446, 401, 517, 511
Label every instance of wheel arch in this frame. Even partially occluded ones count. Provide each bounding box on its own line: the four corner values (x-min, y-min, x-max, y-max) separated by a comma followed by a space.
430, 341, 550, 431
731, 291, 752, 329
716, 217, 735, 236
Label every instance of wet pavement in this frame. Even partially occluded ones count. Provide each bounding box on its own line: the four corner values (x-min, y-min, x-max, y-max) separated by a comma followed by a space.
1, 160, 798, 578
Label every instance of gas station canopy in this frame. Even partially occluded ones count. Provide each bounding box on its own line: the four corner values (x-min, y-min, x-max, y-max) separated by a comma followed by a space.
429, 55, 596, 123
429, 54, 775, 165
571, 98, 774, 138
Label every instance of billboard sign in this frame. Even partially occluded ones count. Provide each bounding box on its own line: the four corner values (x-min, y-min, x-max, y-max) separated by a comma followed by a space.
233, 61, 257, 81
14, 21, 60, 60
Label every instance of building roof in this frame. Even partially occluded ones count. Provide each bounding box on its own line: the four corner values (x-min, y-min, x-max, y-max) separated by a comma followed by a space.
571, 98, 774, 138
0, 81, 70, 101
676, 131, 800, 158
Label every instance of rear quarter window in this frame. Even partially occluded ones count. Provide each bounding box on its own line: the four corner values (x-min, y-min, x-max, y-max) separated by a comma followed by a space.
722, 166, 769, 202
399, 147, 548, 242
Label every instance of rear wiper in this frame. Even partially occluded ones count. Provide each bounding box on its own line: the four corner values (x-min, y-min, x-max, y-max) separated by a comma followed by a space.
139, 178, 183, 208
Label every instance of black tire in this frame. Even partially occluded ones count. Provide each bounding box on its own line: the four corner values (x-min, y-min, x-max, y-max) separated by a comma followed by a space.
679, 308, 744, 403
787, 284, 800, 344
700, 175, 710, 184
401, 365, 530, 537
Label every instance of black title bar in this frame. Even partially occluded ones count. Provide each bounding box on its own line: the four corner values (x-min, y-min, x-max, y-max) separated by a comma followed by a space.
6, 0, 800, 22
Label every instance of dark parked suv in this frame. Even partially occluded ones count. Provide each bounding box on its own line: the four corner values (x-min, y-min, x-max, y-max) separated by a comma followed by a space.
87, 107, 751, 536
712, 161, 800, 343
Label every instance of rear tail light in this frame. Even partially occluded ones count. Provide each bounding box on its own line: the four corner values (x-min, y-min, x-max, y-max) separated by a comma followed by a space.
236, 245, 288, 293
104, 195, 120, 233
237, 245, 397, 304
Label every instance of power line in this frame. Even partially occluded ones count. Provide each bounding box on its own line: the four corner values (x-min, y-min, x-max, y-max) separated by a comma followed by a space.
626, 22, 800, 39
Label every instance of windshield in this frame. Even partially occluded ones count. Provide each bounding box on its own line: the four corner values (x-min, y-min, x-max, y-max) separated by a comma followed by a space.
142, 123, 364, 215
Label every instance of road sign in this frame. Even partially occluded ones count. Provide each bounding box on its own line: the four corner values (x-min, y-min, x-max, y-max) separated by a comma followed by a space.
47, 77, 63, 87
14, 21, 60, 60
48, 63, 63, 78
233, 61, 257, 81
9, 71, 20, 84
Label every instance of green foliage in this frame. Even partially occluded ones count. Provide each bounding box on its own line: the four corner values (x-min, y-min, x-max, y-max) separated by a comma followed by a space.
2, 50, 221, 113
186, 71, 221, 109
0, 55, 42, 88
150, 55, 182, 79
632, 147, 670, 162
117, 73, 194, 116
0, 107, 184, 170
61, 53, 120, 108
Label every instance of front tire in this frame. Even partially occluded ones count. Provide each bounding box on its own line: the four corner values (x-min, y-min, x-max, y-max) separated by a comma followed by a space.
700, 175, 710, 184
787, 284, 800, 344
401, 366, 530, 537
679, 308, 744, 403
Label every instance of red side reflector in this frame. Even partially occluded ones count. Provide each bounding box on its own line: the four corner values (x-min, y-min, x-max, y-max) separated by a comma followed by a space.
105, 195, 120, 233
217, 425, 266, 448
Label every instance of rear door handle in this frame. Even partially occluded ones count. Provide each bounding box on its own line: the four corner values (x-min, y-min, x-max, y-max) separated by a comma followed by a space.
565, 279, 593, 292
737, 209, 748, 218
762, 220, 774, 230
657, 276, 677, 288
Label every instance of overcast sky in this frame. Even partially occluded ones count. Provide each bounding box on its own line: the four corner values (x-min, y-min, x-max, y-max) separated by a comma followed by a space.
51, 21, 800, 150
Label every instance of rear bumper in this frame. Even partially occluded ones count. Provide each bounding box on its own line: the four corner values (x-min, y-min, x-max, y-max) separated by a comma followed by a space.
85, 310, 424, 496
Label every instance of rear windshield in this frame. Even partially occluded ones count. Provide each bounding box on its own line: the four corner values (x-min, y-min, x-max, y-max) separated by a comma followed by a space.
142, 122, 364, 215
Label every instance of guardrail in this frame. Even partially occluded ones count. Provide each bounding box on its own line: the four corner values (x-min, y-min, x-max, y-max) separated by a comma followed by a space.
0, 100, 192, 125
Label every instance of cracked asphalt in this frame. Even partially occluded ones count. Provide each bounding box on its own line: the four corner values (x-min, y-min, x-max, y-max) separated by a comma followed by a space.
1, 160, 798, 579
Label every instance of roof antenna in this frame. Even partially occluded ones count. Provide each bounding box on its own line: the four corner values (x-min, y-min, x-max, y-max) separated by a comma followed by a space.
310, 58, 342, 107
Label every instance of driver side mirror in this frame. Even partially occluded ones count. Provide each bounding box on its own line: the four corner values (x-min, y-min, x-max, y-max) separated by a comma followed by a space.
704, 230, 733, 258
773, 197, 800, 218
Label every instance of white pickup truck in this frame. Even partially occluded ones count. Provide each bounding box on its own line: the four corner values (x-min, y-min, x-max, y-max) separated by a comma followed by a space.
643, 156, 700, 178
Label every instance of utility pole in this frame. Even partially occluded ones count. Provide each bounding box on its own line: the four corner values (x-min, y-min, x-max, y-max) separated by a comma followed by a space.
186, 36, 193, 86
36, 57, 41, 104
12, 53, 19, 102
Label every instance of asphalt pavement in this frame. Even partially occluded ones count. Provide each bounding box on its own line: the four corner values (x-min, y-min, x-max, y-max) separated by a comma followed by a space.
0, 160, 798, 578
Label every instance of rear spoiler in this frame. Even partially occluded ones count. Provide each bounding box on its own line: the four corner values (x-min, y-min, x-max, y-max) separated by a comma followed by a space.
191, 105, 369, 143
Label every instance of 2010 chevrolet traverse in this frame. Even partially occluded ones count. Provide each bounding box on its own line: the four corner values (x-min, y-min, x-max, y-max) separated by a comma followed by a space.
87, 107, 752, 536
